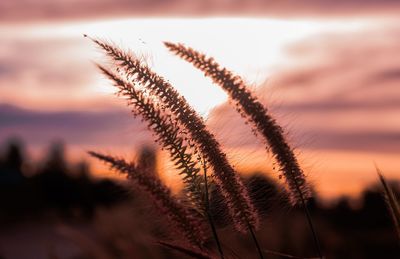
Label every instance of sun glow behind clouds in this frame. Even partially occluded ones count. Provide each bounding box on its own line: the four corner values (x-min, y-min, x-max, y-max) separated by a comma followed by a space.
1, 17, 373, 113
2, 16, 399, 199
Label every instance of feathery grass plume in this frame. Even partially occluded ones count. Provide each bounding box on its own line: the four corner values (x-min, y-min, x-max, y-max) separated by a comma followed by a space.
100, 62, 200, 196
377, 168, 400, 241
96, 64, 206, 215
164, 42, 311, 205
157, 241, 213, 259
91, 38, 259, 233
88, 151, 206, 248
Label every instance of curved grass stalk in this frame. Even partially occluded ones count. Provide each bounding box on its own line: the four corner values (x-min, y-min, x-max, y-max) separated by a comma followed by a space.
377, 167, 400, 242
164, 42, 311, 204
97, 64, 228, 257
97, 64, 205, 214
164, 42, 321, 258
88, 151, 206, 248
202, 159, 224, 259
90, 38, 259, 234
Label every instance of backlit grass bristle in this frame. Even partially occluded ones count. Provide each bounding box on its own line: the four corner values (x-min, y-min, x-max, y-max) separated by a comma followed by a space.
164, 42, 311, 206
96, 64, 206, 214
87, 151, 207, 248
91, 38, 259, 233
377, 167, 400, 241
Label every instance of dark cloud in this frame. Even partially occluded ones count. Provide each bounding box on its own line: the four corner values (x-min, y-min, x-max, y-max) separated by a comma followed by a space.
303, 130, 400, 153
369, 67, 400, 83
277, 98, 400, 112
1, 0, 400, 22
267, 26, 400, 104
0, 104, 151, 147
208, 102, 400, 154
0, 64, 14, 77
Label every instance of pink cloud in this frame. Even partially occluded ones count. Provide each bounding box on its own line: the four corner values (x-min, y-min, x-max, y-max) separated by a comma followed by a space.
208, 26, 400, 154
1, 0, 400, 22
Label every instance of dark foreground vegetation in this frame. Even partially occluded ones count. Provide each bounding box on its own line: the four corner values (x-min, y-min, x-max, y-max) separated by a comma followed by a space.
0, 140, 398, 259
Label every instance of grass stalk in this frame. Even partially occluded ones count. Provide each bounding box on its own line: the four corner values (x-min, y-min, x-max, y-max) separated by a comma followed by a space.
88, 151, 206, 249
301, 199, 323, 258
163, 42, 311, 204
247, 222, 264, 259
202, 160, 225, 259
377, 167, 400, 242
90, 37, 259, 234
96, 63, 205, 214
164, 42, 323, 258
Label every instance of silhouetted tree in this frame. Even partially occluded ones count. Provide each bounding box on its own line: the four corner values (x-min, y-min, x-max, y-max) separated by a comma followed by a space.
0, 139, 25, 185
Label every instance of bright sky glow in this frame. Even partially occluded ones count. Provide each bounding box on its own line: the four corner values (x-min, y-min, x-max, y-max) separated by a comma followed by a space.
1, 17, 375, 113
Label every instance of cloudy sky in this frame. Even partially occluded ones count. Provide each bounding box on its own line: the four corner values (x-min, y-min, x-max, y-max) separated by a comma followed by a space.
1, 0, 400, 21
1, 1, 399, 199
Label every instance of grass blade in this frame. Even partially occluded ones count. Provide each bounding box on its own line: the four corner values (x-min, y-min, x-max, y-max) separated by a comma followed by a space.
377, 167, 400, 241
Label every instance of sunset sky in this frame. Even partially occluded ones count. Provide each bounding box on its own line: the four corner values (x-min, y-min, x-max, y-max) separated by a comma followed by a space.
1, 0, 399, 200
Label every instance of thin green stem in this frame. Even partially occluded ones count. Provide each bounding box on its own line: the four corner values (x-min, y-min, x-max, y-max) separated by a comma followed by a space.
203, 160, 224, 259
